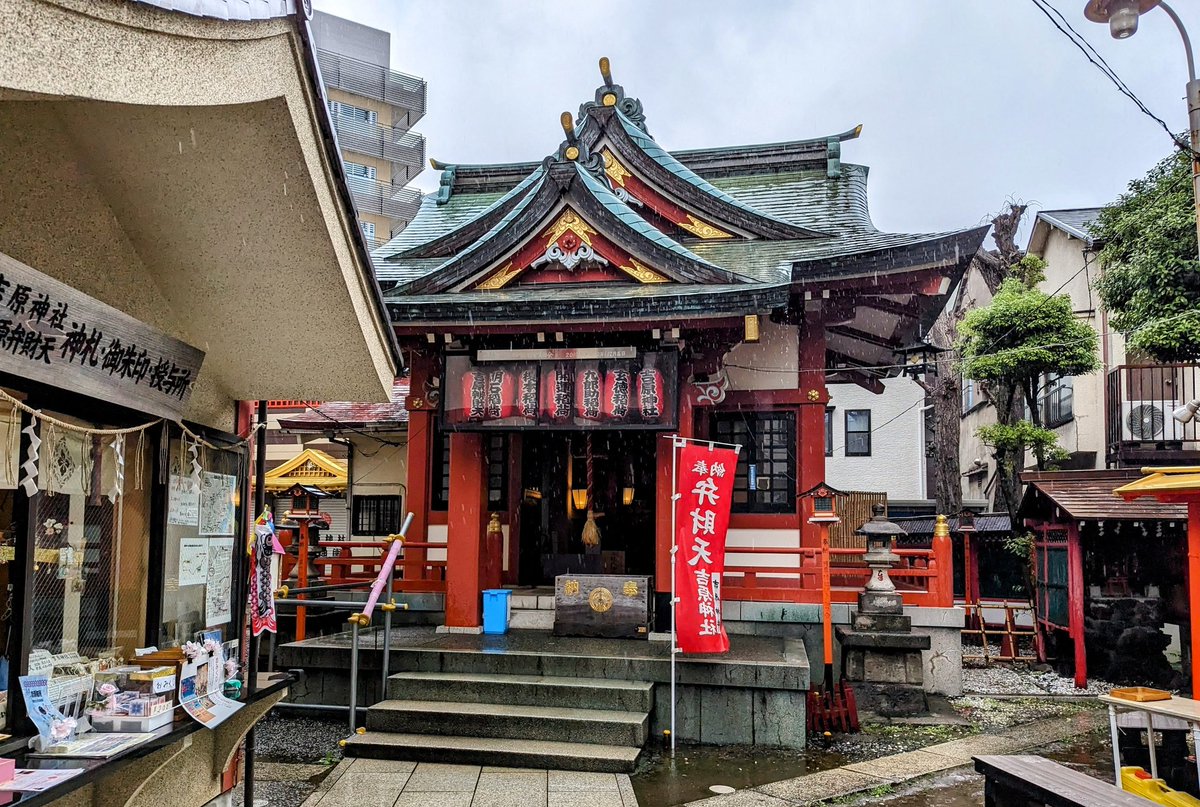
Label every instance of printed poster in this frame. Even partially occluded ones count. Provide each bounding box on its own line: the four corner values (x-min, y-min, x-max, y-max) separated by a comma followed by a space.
19, 675, 70, 746
673, 443, 737, 654
204, 537, 234, 627
177, 538, 209, 586
198, 472, 236, 536
168, 474, 200, 526
178, 646, 242, 728
0, 768, 84, 792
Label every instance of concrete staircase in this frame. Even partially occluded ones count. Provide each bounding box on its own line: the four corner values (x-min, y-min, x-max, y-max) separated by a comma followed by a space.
343, 670, 653, 772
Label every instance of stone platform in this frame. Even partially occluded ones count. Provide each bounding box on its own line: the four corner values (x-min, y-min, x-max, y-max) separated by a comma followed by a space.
277, 627, 810, 749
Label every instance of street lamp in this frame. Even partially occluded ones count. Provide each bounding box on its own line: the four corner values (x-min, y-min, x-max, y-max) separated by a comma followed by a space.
1084, 1, 1200, 257
1176, 397, 1200, 424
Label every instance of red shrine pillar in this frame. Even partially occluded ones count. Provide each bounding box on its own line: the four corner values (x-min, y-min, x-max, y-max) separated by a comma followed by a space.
656, 390, 695, 594
445, 432, 487, 628
798, 311, 828, 548
404, 409, 434, 591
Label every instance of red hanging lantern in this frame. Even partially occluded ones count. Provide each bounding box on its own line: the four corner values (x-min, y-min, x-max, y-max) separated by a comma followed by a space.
637, 367, 664, 422
540, 366, 573, 421
517, 366, 539, 419
576, 367, 603, 421
484, 368, 516, 420
602, 367, 632, 422
462, 369, 487, 422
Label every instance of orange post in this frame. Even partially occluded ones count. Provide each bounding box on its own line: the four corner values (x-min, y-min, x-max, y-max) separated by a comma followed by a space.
820, 522, 833, 687
296, 521, 310, 641
932, 515, 953, 608
1190, 501, 1200, 700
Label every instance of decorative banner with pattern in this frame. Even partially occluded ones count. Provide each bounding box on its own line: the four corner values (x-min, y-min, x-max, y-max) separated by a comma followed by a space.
250, 508, 278, 636
674, 443, 737, 654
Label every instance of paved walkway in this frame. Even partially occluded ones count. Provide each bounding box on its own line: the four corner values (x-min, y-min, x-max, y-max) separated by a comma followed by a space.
301, 759, 639, 807
684, 708, 1106, 806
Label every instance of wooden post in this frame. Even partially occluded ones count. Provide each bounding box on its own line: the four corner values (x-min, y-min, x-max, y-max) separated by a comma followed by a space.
932, 514, 954, 607
445, 432, 486, 628
404, 409, 434, 590
820, 522, 833, 688
296, 520, 310, 641
1190, 500, 1200, 700
656, 393, 693, 593
1067, 521, 1087, 689
798, 313, 827, 549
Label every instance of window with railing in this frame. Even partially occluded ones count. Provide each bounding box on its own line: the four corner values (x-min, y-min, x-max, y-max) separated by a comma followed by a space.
712, 411, 796, 513
962, 378, 976, 414
361, 221, 376, 243
1040, 374, 1074, 428
845, 409, 872, 456
329, 100, 378, 124
344, 161, 377, 181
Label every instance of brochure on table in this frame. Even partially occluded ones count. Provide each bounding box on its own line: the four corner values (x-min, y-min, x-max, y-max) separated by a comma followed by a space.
0, 768, 84, 792
178, 645, 242, 728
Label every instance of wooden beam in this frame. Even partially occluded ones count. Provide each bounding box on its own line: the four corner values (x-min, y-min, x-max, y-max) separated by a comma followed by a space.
859, 297, 922, 318
828, 325, 903, 350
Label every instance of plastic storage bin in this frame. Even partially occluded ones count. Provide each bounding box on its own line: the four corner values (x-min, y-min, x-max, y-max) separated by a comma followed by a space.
482, 589, 512, 635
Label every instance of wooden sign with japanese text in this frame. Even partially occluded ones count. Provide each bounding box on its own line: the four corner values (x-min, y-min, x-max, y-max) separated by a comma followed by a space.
0, 251, 204, 419
554, 574, 651, 639
674, 443, 737, 654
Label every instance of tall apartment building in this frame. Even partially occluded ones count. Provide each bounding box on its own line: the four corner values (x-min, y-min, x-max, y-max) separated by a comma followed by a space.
311, 10, 426, 250
260, 13, 427, 530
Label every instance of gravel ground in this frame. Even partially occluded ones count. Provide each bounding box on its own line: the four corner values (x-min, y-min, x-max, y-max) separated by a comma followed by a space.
962, 663, 1116, 696
250, 711, 347, 764
950, 695, 1101, 730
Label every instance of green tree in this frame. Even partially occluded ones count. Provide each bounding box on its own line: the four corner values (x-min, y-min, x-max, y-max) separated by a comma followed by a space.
1093, 149, 1200, 361
958, 254, 1100, 522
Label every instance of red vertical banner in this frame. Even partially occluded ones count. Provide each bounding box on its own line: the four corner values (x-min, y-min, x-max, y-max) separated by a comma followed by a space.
674, 442, 738, 654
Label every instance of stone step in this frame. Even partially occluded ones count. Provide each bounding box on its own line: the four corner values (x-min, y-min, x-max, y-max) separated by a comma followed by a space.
508, 610, 554, 631
366, 699, 649, 746
343, 731, 641, 773
387, 671, 656, 712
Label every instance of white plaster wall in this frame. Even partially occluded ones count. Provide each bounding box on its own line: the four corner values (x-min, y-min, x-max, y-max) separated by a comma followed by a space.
723, 320, 798, 392
826, 377, 927, 500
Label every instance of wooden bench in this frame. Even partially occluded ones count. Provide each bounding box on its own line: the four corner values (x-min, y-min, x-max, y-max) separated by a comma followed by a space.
974, 755, 1152, 807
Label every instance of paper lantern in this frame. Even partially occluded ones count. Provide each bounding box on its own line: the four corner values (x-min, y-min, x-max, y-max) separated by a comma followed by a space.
603, 367, 632, 422
576, 367, 603, 421
462, 369, 488, 422
484, 368, 516, 420
637, 367, 664, 422
517, 366, 539, 419
540, 366, 573, 421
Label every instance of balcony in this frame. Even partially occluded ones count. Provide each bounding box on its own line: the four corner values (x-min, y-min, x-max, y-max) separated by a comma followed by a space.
1106, 363, 1200, 465
332, 116, 426, 184
317, 49, 426, 128
345, 175, 422, 226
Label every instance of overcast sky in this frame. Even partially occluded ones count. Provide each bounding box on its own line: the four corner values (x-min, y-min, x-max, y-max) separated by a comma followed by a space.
312, 0, 1200, 245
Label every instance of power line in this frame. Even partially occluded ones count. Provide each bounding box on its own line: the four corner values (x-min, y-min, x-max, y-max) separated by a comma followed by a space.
1029, 0, 1199, 159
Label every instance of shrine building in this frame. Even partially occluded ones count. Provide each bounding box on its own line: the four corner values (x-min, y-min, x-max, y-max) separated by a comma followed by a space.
373, 60, 988, 634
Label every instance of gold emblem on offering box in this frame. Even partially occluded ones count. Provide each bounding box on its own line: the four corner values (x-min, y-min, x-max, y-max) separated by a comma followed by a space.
588, 587, 614, 613
623, 581, 638, 597
563, 579, 580, 596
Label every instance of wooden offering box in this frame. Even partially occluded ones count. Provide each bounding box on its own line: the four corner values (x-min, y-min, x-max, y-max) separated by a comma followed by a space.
554, 575, 652, 639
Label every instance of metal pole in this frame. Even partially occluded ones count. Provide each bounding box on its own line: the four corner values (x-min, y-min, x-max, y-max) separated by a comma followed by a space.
1109, 704, 1123, 788
669, 435, 681, 756
349, 621, 360, 734
244, 400, 267, 807
1156, 3, 1200, 260
382, 562, 395, 695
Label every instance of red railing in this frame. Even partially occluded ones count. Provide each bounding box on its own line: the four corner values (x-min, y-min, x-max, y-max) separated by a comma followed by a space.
722, 545, 953, 607
267, 400, 320, 410
316, 539, 447, 594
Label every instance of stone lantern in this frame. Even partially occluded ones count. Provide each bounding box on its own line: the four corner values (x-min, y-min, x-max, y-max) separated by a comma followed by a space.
857, 503, 904, 596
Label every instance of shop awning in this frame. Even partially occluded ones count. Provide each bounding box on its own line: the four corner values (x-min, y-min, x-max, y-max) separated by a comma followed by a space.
0, 1, 400, 428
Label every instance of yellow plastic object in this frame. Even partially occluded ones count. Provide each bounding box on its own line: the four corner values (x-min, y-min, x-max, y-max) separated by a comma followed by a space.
1121, 767, 1200, 806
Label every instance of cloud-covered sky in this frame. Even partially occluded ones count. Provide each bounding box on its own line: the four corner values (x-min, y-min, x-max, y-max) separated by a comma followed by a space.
313, 0, 1200, 245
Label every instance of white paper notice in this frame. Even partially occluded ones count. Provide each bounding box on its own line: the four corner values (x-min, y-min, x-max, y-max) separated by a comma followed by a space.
168, 475, 200, 526
177, 537, 209, 586
198, 472, 236, 536
205, 537, 234, 626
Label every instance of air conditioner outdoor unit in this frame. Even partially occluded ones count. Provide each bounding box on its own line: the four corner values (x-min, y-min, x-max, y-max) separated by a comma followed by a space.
1122, 400, 1183, 442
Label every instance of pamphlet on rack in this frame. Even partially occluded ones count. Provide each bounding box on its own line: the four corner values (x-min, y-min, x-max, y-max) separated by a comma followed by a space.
0, 768, 84, 792
28, 732, 153, 759
178, 646, 242, 728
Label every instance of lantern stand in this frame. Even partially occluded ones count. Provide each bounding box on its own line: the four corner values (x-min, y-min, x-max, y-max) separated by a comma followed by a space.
800, 483, 860, 733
